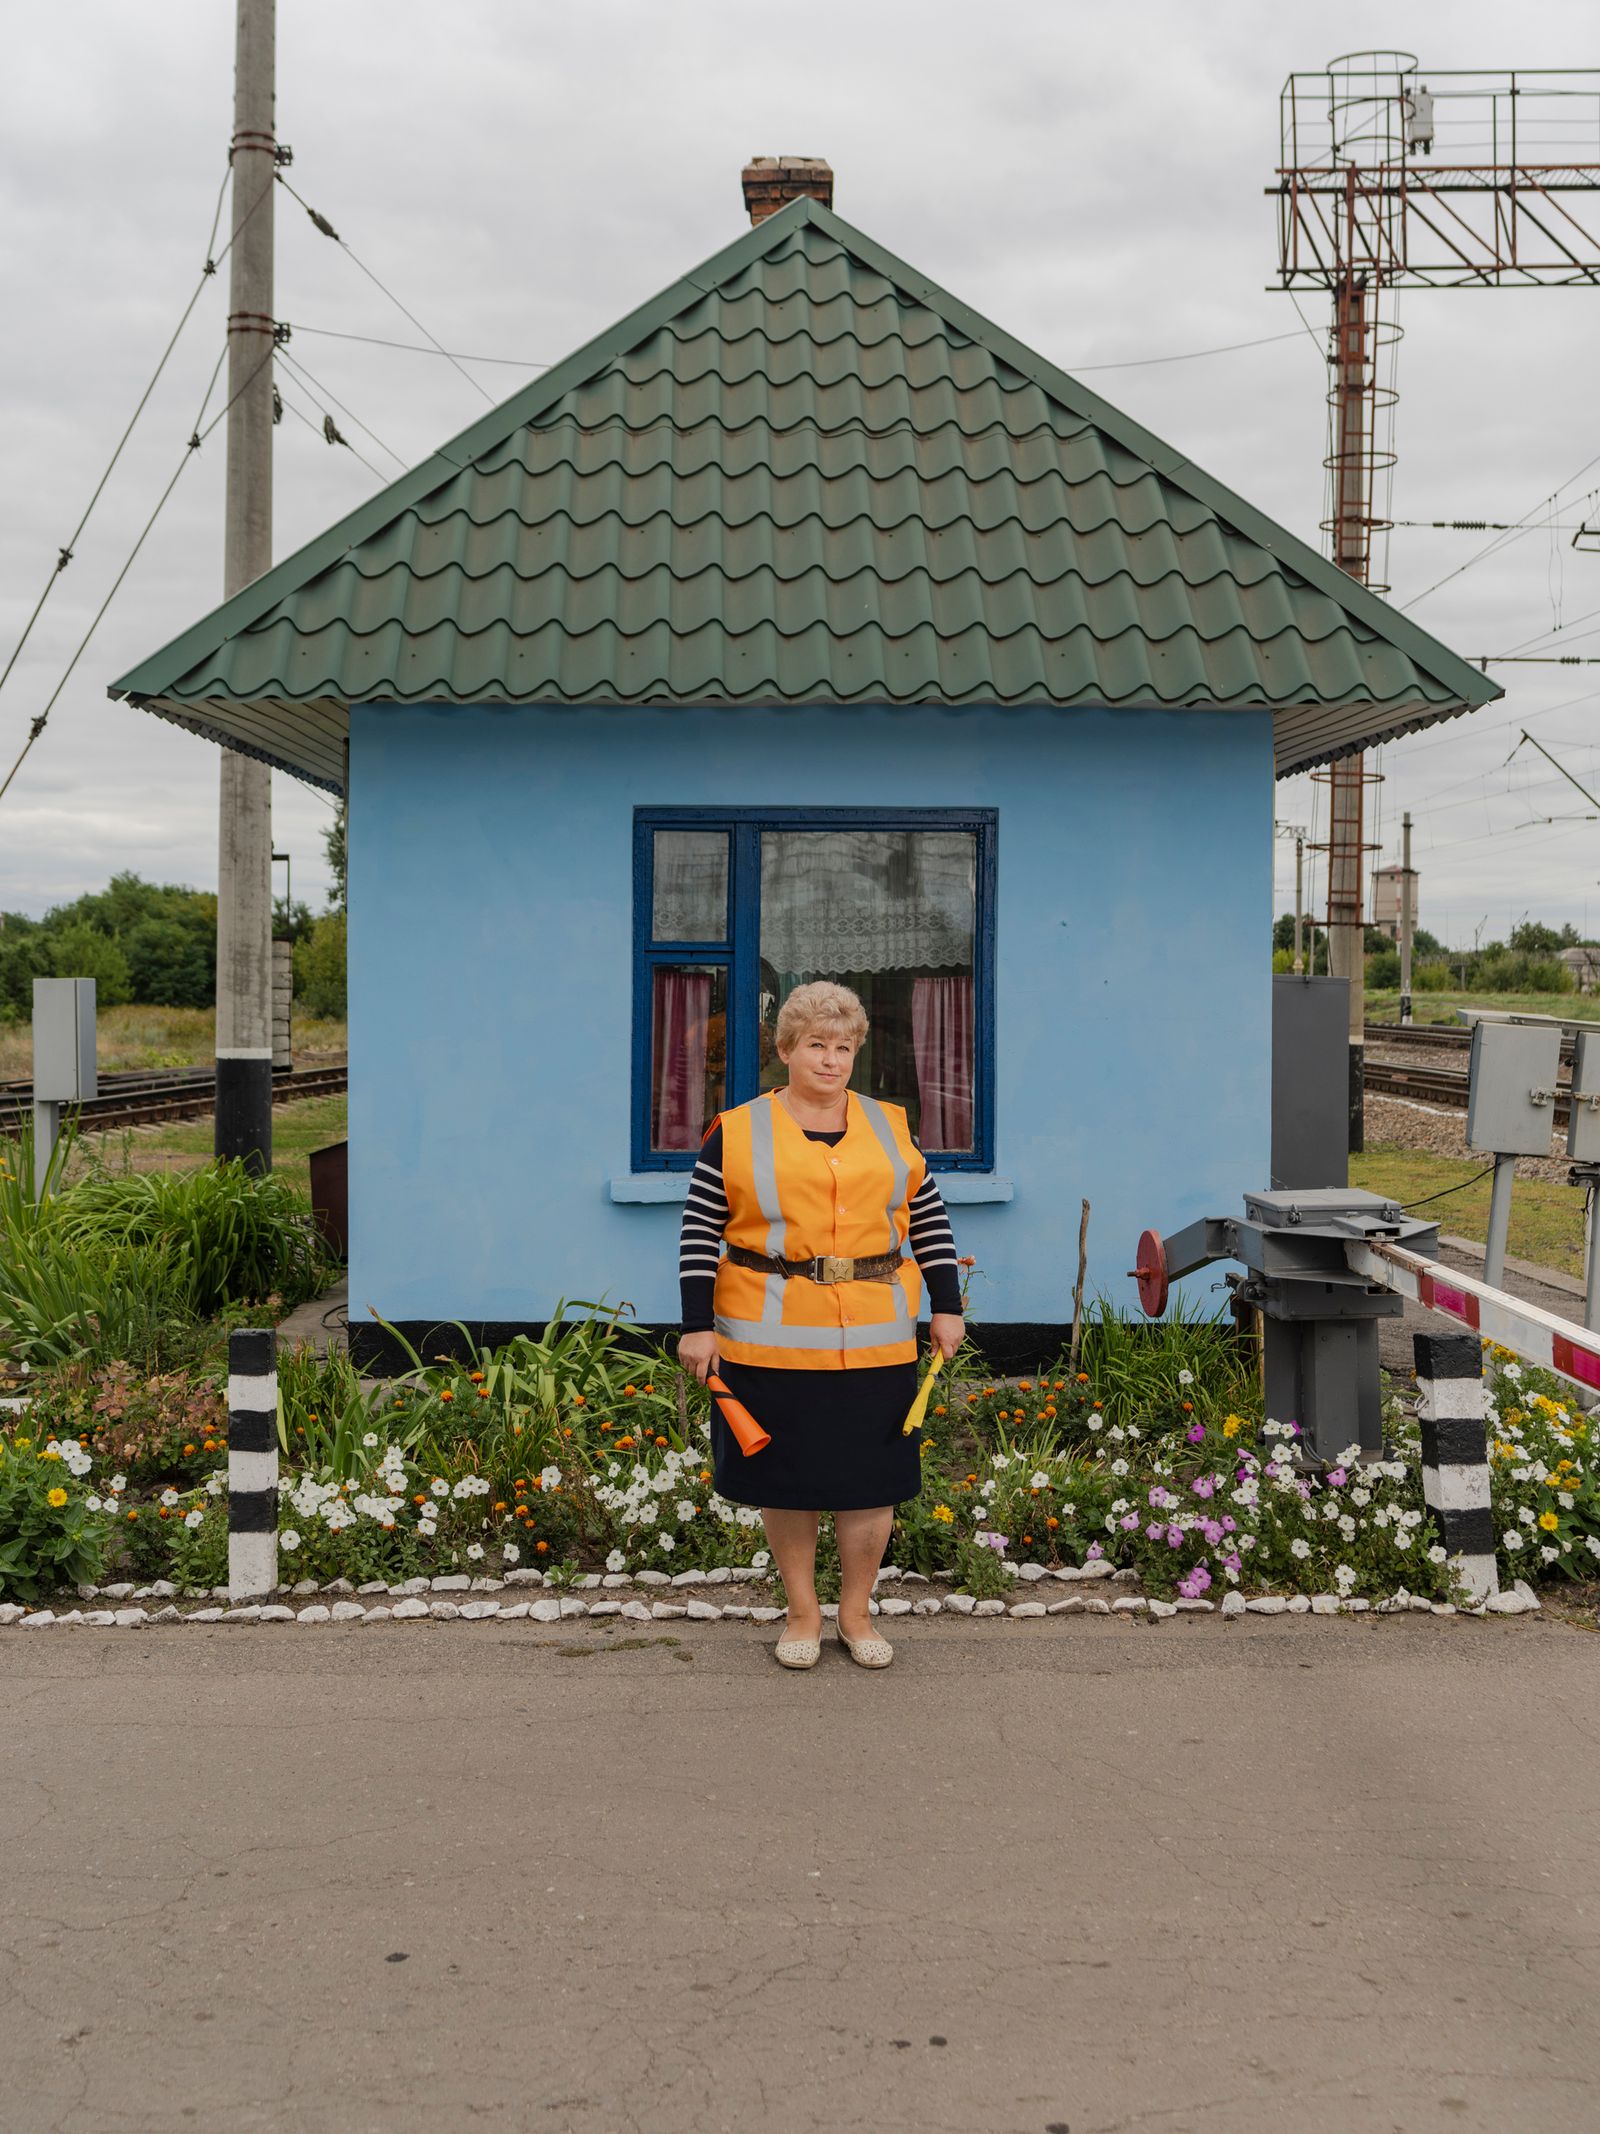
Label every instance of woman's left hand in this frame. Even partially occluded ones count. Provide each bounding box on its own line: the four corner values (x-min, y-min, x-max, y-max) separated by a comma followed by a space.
929, 1313, 965, 1361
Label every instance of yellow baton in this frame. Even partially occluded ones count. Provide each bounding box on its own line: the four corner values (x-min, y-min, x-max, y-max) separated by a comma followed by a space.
901, 1349, 945, 1435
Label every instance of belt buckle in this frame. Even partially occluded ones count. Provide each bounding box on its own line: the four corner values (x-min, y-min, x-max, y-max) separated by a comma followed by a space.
818, 1255, 853, 1284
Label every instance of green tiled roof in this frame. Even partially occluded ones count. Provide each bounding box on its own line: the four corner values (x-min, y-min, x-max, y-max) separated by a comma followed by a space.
110, 198, 1499, 791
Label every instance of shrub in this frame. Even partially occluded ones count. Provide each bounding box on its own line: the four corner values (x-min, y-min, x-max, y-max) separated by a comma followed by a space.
55, 1163, 330, 1316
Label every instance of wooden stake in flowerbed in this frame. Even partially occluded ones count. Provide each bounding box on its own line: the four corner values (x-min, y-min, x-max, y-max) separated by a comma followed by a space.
1068, 1199, 1090, 1376
228, 1328, 278, 1598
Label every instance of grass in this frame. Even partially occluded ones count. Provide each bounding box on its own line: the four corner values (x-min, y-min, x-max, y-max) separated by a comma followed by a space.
0, 1004, 347, 1080
70, 1094, 347, 1200
1351, 1146, 1586, 1280
1366, 988, 1600, 1027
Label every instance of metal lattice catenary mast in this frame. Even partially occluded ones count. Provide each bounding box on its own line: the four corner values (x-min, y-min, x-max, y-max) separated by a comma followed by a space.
1270, 57, 1600, 1148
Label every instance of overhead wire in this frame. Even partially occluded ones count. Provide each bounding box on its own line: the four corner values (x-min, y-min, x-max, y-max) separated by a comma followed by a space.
0, 164, 254, 709
276, 172, 496, 405
0, 337, 272, 810
274, 345, 407, 470
292, 322, 547, 369
1399, 447, 1600, 611
273, 371, 388, 483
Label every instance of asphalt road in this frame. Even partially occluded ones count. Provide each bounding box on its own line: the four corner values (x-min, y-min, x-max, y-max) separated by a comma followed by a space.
3, 1613, 1597, 2134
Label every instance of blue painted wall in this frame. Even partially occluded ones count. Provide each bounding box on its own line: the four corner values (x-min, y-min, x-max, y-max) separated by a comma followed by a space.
347, 703, 1274, 1328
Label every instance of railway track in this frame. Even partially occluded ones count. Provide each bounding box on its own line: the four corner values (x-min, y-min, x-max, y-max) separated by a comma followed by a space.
0, 1063, 347, 1137
1363, 1058, 1577, 1130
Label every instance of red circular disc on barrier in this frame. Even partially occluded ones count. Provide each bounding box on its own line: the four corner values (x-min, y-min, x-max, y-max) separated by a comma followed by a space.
1130, 1229, 1169, 1317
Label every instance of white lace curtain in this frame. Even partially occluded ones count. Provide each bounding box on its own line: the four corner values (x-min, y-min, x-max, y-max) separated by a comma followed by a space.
759, 829, 975, 972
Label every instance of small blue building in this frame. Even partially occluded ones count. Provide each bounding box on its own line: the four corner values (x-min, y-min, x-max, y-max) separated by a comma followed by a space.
112, 196, 1495, 1365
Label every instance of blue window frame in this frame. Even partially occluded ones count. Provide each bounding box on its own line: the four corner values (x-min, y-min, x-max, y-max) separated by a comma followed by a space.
632, 807, 997, 1172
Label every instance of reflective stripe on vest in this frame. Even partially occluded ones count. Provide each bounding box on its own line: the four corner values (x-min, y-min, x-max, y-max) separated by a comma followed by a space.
713, 1090, 925, 1371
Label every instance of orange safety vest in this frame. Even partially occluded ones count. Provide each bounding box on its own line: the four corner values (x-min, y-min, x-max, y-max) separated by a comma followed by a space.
713, 1090, 926, 1371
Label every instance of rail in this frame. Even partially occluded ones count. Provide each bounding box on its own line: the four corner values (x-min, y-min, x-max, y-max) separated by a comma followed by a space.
0, 1063, 347, 1138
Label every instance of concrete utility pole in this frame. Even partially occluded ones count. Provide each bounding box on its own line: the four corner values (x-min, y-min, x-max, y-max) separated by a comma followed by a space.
1398, 809, 1414, 1026
1294, 831, 1306, 975
216, 0, 277, 1172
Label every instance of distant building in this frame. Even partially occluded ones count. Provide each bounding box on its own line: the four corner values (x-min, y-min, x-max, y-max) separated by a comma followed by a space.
1371, 865, 1418, 943
1561, 945, 1600, 993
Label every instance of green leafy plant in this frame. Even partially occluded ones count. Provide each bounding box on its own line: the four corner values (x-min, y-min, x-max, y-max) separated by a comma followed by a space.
0, 1430, 117, 1603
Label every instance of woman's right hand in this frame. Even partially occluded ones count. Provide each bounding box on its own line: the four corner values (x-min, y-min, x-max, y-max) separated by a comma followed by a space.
678, 1330, 721, 1384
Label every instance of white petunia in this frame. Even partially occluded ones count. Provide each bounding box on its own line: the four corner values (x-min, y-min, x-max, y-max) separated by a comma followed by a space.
1290, 1538, 1311, 1559
751, 1550, 771, 1569
86, 1494, 102, 1511
1518, 1507, 1536, 1527
1178, 1370, 1194, 1386
1427, 1544, 1447, 1564
281, 1530, 301, 1551
184, 1508, 204, 1530
1351, 1488, 1370, 1507
606, 1549, 627, 1572
503, 1542, 520, 1562
111, 1474, 127, 1493
466, 1543, 484, 1560
1540, 1545, 1559, 1565
363, 1433, 379, 1449
1031, 1472, 1051, 1490
658, 1533, 675, 1552
1110, 1458, 1129, 1477
540, 1465, 562, 1489
1503, 1529, 1524, 1550
1394, 1530, 1412, 1550
676, 1500, 697, 1522
431, 1478, 449, 1498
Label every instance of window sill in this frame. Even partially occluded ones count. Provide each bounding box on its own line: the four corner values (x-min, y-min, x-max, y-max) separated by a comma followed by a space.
609, 1173, 1014, 1205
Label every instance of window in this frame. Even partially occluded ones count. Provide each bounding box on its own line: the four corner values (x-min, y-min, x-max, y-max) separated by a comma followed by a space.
633, 808, 996, 1170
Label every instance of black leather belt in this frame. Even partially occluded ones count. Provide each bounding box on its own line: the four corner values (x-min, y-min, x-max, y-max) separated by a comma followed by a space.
724, 1244, 905, 1285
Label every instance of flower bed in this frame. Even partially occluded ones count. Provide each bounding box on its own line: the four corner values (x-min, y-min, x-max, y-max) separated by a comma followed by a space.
2, 1301, 1592, 1614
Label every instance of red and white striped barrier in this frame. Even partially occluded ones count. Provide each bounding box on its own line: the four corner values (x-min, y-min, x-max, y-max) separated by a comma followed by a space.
1347, 1236, 1600, 1397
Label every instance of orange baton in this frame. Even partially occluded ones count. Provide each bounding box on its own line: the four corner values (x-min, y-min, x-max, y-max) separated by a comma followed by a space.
707, 1372, 771, 1456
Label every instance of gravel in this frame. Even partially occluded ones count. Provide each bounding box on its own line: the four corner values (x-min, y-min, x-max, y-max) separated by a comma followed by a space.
1365, 1092, 1571, 1179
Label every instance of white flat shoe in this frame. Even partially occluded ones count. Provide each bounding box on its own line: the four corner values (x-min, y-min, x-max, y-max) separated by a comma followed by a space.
774, 1636, 821, 1670
836, 1627, 894, 1669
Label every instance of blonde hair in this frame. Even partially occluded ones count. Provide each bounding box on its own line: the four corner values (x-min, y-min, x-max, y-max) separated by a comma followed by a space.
775, 980, 867, 1056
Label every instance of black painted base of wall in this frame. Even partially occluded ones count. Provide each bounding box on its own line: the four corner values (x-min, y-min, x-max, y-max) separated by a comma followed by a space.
215, 1055, 275, 1174
349, 1318, 1086, 1378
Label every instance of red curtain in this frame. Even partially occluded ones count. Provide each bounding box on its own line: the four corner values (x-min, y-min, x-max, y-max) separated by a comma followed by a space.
652, 969, 712, 1150
912, 975, 974, 1150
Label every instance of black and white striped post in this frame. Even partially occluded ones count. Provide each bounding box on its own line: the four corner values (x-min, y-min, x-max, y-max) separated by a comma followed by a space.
228, 1328, 278, 1598
1414, 1331, 1499, 1603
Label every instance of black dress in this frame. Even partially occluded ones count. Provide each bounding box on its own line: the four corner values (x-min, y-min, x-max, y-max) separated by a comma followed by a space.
679, 1122, 962, 1512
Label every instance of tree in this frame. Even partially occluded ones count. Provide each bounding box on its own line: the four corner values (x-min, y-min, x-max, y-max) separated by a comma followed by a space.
324, 803, 347, 911
1509, 919, 1579, 956
48, 924, 132, 1005
122, 916, 214, 1008
293, 912, 346, 1018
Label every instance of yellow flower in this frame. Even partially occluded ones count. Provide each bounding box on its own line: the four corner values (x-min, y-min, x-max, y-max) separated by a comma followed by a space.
1222, 1414, 1243, 1438
47, 1486, 68, 1508
1538, 1510, 1560, 1532
931, 1504, 955, 1523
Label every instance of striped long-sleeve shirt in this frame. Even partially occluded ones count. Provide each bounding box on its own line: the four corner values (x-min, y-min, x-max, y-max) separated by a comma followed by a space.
678, 1120, 964, 1333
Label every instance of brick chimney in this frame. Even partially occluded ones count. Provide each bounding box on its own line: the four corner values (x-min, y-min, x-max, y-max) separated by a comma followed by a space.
740, 156, 834, 225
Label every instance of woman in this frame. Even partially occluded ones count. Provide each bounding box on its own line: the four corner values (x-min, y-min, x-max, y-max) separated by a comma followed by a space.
677, 981, 966, 1670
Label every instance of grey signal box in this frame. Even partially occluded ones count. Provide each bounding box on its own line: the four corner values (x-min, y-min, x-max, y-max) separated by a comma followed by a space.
31, 978, 97, 1101
1465, 1021, 1561, 1157
1570, 1029, 1600, 1163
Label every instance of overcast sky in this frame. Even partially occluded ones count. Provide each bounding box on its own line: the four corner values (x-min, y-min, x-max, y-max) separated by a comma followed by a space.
2, 0, 1597, 941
